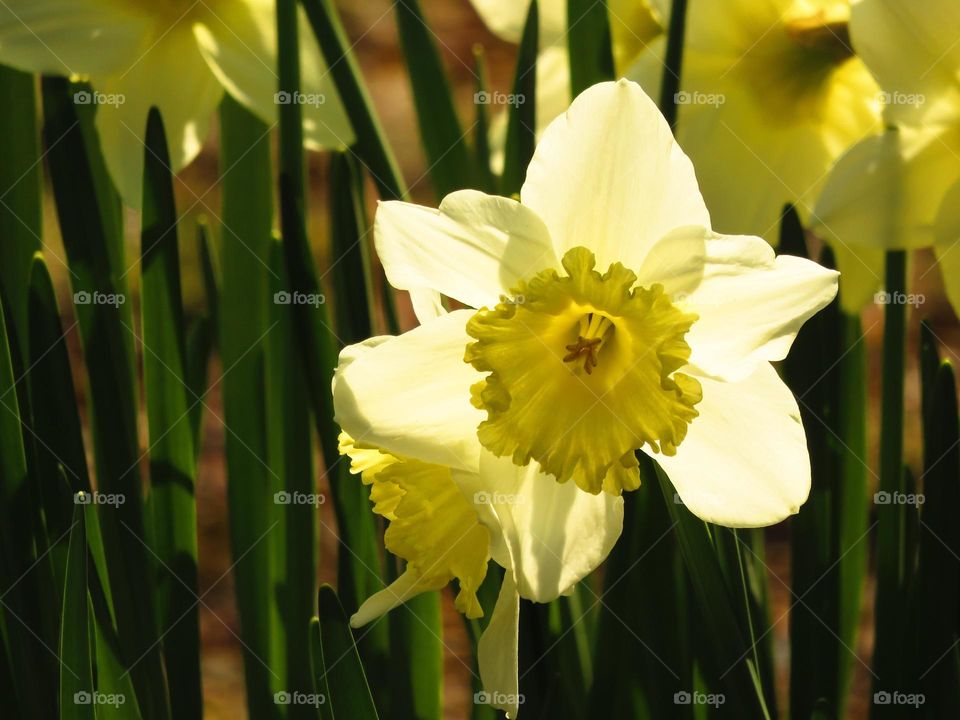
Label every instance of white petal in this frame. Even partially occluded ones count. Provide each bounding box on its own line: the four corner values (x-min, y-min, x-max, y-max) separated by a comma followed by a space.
469, 0, 566, 45
813, 125, 960, 253
375, 191, 559, 314
830, 242, 885, 314
349, 569, 422, 627
193, 0, 354, 150
332, 310, 483, 471
477, 573, 521, 719
521, 79, 709, 272
635, 225, 708, 298
477, 453, 623, 603
91, 26, 223, 209
655, 362, 810, 528
851, 0, 960, 126
686, 233, 839, 381
0, 0, 148, 76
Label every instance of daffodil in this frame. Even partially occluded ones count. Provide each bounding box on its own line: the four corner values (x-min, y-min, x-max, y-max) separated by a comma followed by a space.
334, 80, 838, 716
471, 0, 880, 248
0, 0, 353, 208
813, 0, 960, 313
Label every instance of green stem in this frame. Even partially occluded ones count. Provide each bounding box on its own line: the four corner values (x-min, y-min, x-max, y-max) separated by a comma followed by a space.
873, 249, 907, 711
658, 0, 689, 130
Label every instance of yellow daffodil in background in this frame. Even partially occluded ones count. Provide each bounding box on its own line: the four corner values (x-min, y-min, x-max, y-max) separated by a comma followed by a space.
0, 0, 353, 208
814, 0, 960, 313
471, 0, 880, 248
334, 80, 838, 716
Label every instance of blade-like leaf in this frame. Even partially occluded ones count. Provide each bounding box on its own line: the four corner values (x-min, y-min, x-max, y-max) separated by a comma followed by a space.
566, 0, 615, 95
318, 585, 380, 719
140, 107, 202, 719
59, 500, 94, 720
501, 0, 539, 197
394, 0, 477, 197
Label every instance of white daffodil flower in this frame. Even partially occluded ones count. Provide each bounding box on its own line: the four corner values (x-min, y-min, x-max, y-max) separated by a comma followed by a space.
471, 0, 880, 249
813, 0, 960, 313
334, 80, 837, 717
0, 0, 353, 208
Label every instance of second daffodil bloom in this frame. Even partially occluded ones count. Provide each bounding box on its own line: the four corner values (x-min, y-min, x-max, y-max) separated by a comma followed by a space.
813, 0, 960, 313
333, 80, 838, 717
0, 0, 353, 208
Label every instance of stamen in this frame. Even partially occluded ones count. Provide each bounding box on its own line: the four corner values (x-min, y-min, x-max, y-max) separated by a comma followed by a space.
564, 313, 614, 374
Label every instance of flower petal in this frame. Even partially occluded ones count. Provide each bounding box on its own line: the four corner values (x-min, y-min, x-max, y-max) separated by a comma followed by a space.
655, 362, 810, 527
851, 0, 960, 125
477, 573, 521, 718
350, 569, 423, 627
91, 26, 224, 208
375, 191, 559, 315
521, 79, 709, 272
686, 233, 839, 381
469, 0, 566, 45
477, 452, 623, 602
813, 125, 960, 253
635, 225, 708, 298
332, 310, 483, 471
193, 0, 354, 150
0, 0, 147, 76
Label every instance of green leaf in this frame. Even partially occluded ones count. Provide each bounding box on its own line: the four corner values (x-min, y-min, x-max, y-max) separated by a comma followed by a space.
300, 0, 408, 200
915, 362, 960, 714
566, 0, 615, 95
0, 65, 42, 359
500, 0, 539, 197
394, 0, 477, 197
471, 46, 496, 194
0, 286, 56, 718
42, 76, 168, 719
309, 617, 333, 720
59, 500, 94, 720
318, 585, 380, 719
218, 95, 276, 719
390, 589, 443, 719
657, 0, 690, 129
657, 465, 772, 719
140, 107, 202, 720
266, 239, 317, 718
